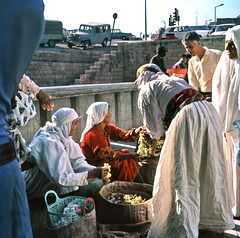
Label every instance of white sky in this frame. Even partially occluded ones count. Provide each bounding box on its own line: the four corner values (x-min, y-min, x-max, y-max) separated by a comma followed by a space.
43, 0, 239, 37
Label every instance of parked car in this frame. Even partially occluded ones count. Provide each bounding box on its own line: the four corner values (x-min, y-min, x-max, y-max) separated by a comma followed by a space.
190, 25, 211, 37
111, 29, 132, 40
39, 20, 63, 48
210, 23, 236, 36
67, 23, 111, 50
161, 25, 194, 40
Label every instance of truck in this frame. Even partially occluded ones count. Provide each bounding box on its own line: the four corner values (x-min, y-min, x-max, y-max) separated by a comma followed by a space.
39, 20, 63, 48
67, 23, 111, 50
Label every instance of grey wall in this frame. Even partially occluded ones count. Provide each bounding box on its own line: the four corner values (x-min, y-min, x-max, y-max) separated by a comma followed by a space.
20, 83, 142, 144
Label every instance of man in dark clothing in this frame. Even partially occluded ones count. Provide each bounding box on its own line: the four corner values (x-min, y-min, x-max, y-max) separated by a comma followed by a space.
150, 45, 167, 74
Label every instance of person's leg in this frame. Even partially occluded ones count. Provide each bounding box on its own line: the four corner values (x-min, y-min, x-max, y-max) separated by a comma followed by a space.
0, 1, 45, 237
0, 160, 32, 238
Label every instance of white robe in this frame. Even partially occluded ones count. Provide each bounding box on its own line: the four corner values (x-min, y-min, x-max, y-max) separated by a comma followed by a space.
147, 101, 234, 238
212, 25, 240, 216
23, 125, 95, 198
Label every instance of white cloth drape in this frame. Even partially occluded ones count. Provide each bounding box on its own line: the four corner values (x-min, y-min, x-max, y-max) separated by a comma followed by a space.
147, 101, 234, 238
212, 25, 240, 216
23, 108, 95, 198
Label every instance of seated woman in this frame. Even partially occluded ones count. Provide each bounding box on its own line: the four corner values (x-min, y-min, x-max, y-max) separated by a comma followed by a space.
23, 107, 108, 199
80, 102, 141, 182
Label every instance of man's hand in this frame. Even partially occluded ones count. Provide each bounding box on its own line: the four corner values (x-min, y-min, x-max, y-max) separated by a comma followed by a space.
141, 127, 152, 142
118, 153, 142, 162
36, 89, 54, 111
88, 167, 109, 179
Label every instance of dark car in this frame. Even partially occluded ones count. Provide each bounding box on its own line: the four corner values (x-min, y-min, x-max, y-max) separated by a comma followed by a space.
111, 29, 132, 40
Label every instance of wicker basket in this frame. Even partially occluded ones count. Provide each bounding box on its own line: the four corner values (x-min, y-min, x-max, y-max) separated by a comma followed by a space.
44, 190, 94, 229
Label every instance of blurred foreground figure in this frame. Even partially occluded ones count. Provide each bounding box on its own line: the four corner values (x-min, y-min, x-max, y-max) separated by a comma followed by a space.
135, 63, 234, 238
0, 1, 45, 238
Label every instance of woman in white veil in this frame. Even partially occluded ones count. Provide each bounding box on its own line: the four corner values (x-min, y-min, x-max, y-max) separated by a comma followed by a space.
81, 102, 142, 182
23, 107, 108, 199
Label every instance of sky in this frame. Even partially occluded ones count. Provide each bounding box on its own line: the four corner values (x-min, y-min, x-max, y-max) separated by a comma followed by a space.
43, 0, 239, 37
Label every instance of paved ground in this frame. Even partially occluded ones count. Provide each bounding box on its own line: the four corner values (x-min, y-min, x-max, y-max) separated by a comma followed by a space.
36, 40, 119, 53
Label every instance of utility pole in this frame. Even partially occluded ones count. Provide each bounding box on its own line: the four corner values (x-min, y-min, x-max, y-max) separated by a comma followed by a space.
145, 0, 147, 41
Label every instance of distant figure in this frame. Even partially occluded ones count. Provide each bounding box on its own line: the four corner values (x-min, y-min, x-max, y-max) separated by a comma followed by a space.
150, 45, 167, 74
174, 53, 187, 69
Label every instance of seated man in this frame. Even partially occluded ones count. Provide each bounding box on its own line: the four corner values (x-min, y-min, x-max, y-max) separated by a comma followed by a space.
23, 107, 108, 199
80, 102, 142, 182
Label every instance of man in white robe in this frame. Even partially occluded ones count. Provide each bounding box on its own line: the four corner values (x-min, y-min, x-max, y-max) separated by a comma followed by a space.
23, 107, 108, 199
212, 25, 240, 217
135, 63, 234, 238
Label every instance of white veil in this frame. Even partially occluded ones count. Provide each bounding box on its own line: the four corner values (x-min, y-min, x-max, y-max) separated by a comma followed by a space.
80, 102, 108, 142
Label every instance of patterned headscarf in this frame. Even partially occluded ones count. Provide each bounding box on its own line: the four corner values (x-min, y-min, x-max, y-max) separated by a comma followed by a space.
135, 63, 163, 90
80, 102, 109, 142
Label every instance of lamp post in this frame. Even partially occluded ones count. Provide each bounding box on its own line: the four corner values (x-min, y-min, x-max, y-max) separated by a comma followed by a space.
145, 0, 147, 41
214, 4, 224, 24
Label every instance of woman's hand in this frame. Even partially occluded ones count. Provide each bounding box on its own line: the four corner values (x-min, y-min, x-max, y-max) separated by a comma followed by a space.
133, 126, 144, 136
36, 89, 54, 111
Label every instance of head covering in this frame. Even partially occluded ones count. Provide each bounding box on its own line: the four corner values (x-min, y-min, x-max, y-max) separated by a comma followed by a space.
50, 107, 79, 139
225, 25, 240, 59
135, 63, 163, 90
32, 108, 79, 146
80, 102, 109, 142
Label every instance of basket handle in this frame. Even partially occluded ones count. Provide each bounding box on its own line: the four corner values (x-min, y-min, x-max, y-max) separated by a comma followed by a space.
83, 197, 95, 216
44, 190, 59, 208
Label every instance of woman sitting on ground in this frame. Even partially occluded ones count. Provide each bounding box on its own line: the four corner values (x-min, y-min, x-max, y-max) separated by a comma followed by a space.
23, 107, 108, 199
80, 102, 142, 182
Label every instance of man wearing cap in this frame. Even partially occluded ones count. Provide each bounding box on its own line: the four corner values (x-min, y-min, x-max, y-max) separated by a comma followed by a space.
23, 108, 108, 199
150, 45, 167, 74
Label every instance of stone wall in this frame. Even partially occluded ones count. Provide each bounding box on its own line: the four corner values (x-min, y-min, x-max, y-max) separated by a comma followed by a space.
25, 36, 225, 86
20, 83, 142, 144
25, 50, 107, 86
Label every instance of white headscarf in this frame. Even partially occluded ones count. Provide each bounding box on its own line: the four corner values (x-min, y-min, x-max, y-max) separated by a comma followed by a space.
33, 108, 79, 146
135, 63, 163, 90
225, 25, 240, 60
80, 102, 109, 142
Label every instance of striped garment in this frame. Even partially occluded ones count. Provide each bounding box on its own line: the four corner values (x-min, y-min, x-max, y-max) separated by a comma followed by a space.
164, 88, 205, 130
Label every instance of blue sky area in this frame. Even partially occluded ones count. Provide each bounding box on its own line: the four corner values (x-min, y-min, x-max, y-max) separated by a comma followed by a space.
43, 0, 239, 37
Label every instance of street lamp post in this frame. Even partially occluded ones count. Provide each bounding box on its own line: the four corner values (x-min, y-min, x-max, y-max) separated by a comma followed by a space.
214, 4, 224, 24
145, 0, 147, 41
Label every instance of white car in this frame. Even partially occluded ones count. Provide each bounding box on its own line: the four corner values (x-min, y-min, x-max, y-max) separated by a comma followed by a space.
210, 23, 236, 36
190, 25, 211, 38
161, 26, 194, 40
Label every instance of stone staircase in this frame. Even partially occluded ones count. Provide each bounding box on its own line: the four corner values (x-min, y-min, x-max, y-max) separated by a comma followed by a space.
25, 49, 106, 86
74, 50, 124, 84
